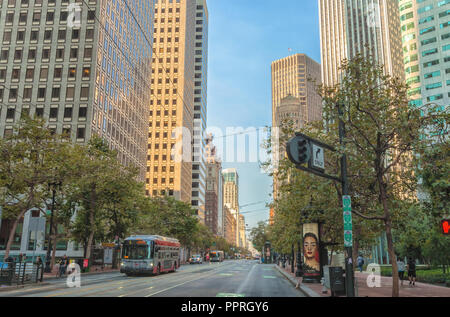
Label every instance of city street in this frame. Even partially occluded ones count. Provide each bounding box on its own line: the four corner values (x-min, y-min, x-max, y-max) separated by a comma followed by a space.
0, 260, 304, 297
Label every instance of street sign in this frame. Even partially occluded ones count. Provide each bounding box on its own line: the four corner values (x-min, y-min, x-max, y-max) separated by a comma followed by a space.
28, 217, 46, 232
311, 143, 325, 171
342, 196, 352, 247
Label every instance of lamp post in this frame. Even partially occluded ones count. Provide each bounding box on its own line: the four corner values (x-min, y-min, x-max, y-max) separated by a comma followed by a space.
338, 103, 355, 297
44, 181, 61, 273
296, 241, 303, 277
291, 244, 295, 273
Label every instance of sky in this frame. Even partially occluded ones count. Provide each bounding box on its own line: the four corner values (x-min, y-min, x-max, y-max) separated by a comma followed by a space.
206, 0, 322, 231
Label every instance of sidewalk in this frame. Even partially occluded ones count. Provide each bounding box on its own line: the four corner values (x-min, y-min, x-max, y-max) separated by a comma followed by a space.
42, 265, 119, 280
276, 263, 450, 297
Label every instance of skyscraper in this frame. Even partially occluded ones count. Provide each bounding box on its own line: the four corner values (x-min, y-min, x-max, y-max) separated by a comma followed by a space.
222, 168, 239, 212
205, 134, 221, 235
319, 0, 405, 85
0, 0, 155, 258
0, 0, 155, 182
399, 0, 450, 109
222, 168, 240, 246
271, 54, 322, 129
146, 0, 198, 205
271, 54, 322, 222
191, 0, 209, 224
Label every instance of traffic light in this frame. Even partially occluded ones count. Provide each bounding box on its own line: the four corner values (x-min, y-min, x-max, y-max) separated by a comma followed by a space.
441, 219, 449, 235
287, 136, 311, 165
297, 138, 310, 163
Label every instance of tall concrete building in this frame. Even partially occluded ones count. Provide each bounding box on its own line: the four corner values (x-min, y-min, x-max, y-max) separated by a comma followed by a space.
223, 204, 236, 246
319, 0, 405, 85
222, 168, 240, 246
398, 0, 449, 206
205, 134, 221, 235
0, 0, 154, 256
191, 0, 208, 224
238, 213, 246, 249
146, 0, 199, 207
399, 0, 450, 109
271, 55, 322, 224
0, 0, 154, 181
222, 168, 239, 212
271, 54, 322, 129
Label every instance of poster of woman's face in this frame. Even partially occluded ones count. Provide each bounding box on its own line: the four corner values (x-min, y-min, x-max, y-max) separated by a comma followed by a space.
303, 223, 320, 277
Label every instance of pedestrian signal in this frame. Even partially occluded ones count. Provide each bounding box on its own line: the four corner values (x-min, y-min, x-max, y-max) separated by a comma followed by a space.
441, 219, 449, 235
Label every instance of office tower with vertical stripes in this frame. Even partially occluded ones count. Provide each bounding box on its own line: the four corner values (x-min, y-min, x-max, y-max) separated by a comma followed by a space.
191, 0, 208, 224
0, 0, 155, 182
319, 0, 404, 86
399, 0, 450, 109
147, 0, 199, 207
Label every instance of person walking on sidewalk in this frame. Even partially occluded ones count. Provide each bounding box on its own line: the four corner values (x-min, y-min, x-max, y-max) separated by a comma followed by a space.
59, 255, 69, 278
357, 254, 364, 273
407, 257, 416, 287
397, 257, 406, 286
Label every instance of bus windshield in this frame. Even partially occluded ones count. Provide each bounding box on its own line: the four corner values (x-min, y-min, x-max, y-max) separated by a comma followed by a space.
122, 244, 150, 260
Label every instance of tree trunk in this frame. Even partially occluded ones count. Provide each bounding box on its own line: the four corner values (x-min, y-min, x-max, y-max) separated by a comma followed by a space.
51, 236, 57, 270
352, 227, 361, 270
84, 186, 97, 262
379, 176, 399, 297
85, 211, 95, 261
4, 208, 28, 259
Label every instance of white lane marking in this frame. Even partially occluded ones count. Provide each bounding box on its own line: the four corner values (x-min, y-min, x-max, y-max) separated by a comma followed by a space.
236, 263, 257, 295
143, 264, 237, 297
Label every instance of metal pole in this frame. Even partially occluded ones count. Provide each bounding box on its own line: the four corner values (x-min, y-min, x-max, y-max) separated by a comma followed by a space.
338, 104, 355, 297
44, 187, 56, 273
291, 244, 295, 273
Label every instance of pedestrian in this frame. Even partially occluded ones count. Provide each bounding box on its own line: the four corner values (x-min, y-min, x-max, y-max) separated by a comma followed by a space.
397, 257, 406, 286
357, 254, 365, 273
36, 256, 43, 282
59, 255, 69, 277
407, 257, 416, 287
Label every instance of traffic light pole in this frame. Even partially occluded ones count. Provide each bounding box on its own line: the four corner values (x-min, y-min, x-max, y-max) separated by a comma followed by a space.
338, 104, 355, 298
285, 104, 356, 297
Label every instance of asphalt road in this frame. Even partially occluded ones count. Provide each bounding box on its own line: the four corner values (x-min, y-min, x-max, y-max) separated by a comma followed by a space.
0, 260, 305, 297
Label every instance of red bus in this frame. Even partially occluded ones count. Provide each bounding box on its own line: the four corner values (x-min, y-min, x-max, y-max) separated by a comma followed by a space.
120, 235, 180, 276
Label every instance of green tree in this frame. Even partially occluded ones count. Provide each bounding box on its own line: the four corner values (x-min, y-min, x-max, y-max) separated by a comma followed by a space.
317, 54, 448, 296
248, 221, 271, 252
0, 116, 64, 259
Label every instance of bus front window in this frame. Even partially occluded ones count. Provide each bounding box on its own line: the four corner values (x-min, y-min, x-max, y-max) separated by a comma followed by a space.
122, 244, 150, 260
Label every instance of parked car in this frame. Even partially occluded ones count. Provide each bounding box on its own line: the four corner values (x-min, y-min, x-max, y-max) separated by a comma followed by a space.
189, 255, 203, 264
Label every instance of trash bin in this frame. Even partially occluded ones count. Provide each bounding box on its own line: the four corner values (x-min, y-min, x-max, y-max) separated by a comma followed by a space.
323, 266, 346, 297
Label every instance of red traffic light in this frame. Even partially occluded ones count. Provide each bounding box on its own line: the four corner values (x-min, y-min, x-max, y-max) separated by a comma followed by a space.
442, 219, 449, 235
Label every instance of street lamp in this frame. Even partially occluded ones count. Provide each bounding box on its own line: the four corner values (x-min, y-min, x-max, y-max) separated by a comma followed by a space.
44, 181, 61, 273
296, 241, 303, 277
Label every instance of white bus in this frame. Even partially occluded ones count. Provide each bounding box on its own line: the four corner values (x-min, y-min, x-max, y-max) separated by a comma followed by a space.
120, 235, 180, 276
210, 251, 224, 262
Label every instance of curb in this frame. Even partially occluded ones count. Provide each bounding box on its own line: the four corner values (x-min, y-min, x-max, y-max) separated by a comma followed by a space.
43, 269, 120, 280
274, 265, 321, 297
0, 282, 50, 292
